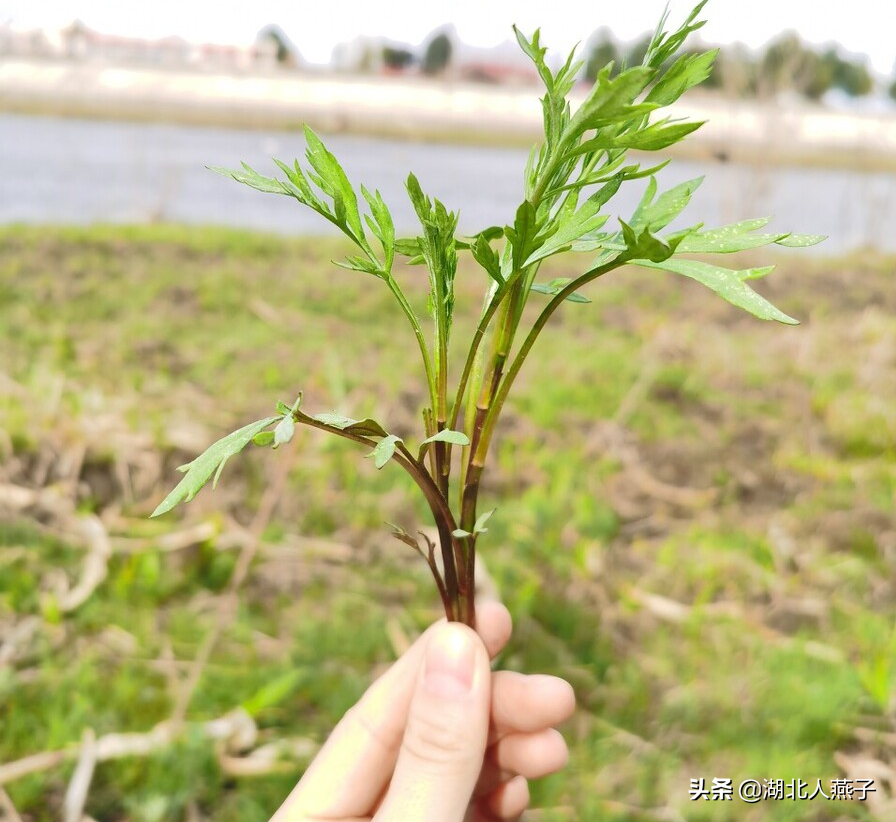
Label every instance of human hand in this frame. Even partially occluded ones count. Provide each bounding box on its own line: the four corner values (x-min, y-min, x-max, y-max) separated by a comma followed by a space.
270, 601, 575, 821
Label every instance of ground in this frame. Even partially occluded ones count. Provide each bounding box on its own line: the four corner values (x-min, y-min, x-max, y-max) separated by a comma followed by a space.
1, 225, 894, 821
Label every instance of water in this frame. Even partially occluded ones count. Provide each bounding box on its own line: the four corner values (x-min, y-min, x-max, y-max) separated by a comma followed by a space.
2, 113, 894, 253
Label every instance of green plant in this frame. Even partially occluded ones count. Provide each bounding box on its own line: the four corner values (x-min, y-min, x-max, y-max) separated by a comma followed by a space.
151, 1, 821, 627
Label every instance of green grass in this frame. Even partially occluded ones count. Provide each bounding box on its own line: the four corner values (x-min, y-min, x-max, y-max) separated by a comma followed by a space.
1, 224, 894, 820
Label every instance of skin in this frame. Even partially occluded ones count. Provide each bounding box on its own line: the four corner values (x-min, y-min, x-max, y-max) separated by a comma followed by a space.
270, 602, 576, 822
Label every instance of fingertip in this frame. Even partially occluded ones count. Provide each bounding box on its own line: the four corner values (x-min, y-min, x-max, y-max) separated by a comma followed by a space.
475, 601, 512, 660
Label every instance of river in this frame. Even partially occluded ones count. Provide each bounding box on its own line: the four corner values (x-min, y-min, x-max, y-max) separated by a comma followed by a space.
2, 113, 894, 253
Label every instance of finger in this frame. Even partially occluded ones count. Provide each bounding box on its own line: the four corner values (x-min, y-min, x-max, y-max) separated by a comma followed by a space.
488, 672, 576, 744
474, 728, 568, 798
476, 774, 529, 822
375, 623, 491, 822
272, 602, 511, 820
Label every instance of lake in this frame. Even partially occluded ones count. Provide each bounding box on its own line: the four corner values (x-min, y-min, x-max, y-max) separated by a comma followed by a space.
2, 113, 894, 253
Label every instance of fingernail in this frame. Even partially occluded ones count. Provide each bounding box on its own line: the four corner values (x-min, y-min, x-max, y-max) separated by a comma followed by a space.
424, 625, 476, 698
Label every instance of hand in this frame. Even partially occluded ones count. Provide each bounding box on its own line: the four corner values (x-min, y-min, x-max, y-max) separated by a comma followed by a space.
270, 601, 575, 821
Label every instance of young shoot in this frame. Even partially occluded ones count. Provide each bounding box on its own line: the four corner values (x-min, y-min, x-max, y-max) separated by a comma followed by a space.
152, 1, 823, 627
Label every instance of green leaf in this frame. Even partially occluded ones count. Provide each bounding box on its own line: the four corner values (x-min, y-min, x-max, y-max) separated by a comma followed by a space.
242, 669, 307, 717
647, 49, 718, 106
776, 233, 826, 248
303, 127, 366, 245
572, 119, 703, 156
567, 65, 655, 135
209, 164, 287, 196
273, 415, 295, 448
531, 280, 591, 303
629, 176, 704, 233
151, 416, 281, 517
470, 234, 504, 284
253, 431, 275, 447
367, 434, 402, 469
452, 528, 473, 539
634, 257, 798, 324
421, 429, 470, 446
311, 413, 389, 438
620, 220, 675, 263
473, 509, 495, 534
387, 522, 422, 552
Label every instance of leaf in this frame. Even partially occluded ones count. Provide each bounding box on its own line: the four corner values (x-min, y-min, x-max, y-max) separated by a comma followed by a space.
620, 220, 675, 263
209, 164, 287, 196
473, 509, 495, 534
776, 233, 826, 248
531, 281, 591, 303
633, 257, 798, 324
253, 431, 275, 447
386, 522, 423, 552
470, 234, 504, 284
242, 669, 306, 717
311, 413, 389, 438
629, 176, 704, 233
567, 65, 655, 135
647, 49, 718, 106
421, 429, 470, 446
367, 434, 402, 469
452, 528, 473, 539
303, 126, 365, 245
151, 416, 281, 517
273, 415, 295, 448
572, 120, 703, 156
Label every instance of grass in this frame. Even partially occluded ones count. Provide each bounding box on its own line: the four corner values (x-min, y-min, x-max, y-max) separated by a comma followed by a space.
1, 224, 894, 821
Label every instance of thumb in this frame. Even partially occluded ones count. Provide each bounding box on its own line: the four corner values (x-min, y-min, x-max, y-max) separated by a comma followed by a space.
375, 622, 491, 822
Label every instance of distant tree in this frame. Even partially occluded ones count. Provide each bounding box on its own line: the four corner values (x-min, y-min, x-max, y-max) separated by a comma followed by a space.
382, 46, 415, 71
890, 77, 896, 103
422, 31, 452, 75
624, 34, 652, 69
759, 32, 830, 99
828, 51, 873, 96
257, 25, 299, 67
584, 29, 621, 81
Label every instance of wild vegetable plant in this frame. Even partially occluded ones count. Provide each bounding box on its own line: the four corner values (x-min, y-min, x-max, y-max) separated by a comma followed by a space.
152, 1, 821, 627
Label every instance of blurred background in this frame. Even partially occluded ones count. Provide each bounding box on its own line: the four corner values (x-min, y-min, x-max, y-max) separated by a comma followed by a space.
1, 1, 895, 820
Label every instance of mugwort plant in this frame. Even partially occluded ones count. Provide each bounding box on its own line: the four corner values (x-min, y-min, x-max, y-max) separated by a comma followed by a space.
152, 2, 822, 627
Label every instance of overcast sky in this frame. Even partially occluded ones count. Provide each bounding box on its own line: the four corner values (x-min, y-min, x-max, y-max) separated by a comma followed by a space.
3, 1, 893, 75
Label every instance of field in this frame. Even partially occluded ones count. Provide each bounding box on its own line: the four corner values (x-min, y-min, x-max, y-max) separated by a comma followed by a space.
1, 224, 895, 821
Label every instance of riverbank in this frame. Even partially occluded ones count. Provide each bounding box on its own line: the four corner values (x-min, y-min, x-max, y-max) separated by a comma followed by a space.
3, 58, 896, 171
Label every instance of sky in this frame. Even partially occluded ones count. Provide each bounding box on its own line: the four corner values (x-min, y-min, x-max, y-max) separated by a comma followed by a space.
2, 1, 894, 75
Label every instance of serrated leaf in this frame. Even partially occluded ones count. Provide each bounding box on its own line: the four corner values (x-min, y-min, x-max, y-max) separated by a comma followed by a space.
273, 415, 295, 448
630, 176, 703, 234
367, 434, 402, 469
151, 416, 280, 517
421, 429, 470, 446
303, 127, 365, 245
634, 257, 798, 324
473, 509, 495, 534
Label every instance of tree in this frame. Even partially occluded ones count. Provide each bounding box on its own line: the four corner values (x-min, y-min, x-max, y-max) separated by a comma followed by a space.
584, 28, 621, 81
382, 46, 415, 71
422, 31, 452, 75
257, 25, 299, 67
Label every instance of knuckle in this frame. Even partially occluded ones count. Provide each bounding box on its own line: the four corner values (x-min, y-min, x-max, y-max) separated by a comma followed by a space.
402, 706, 475, 767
